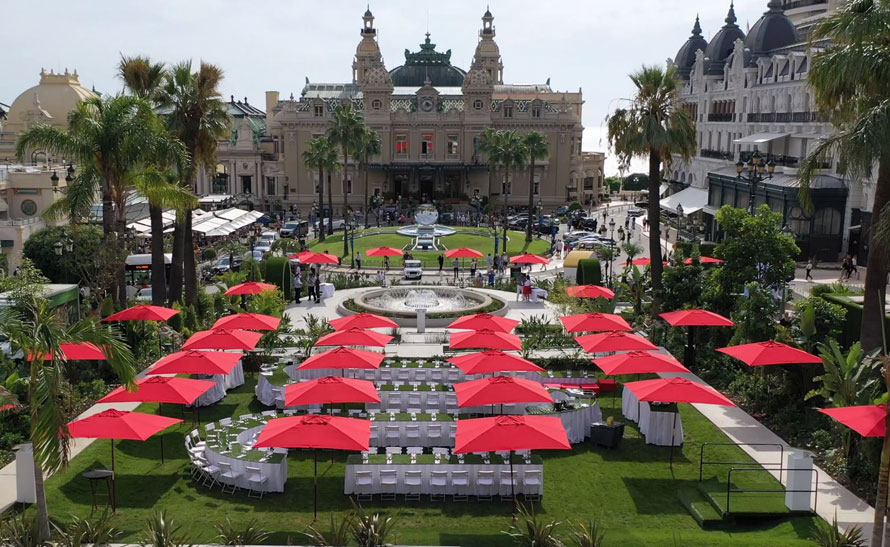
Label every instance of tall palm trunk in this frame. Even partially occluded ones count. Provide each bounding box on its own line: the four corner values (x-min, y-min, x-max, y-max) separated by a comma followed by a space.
343, 151, 350, 257
149, 204, 167, 305
184, 207, 198, 306
33, 452, 50, 539
875, 383, 890, 547
327, 173, 334, 236
317, 168, 326, 242
502, 170, 509, 253
526, 160, 536, 242
860, 161, 890, 351
101, 182, 118, 305
115, 210, 128, 307
168, 220, 184, 304
647, 152, 664, 315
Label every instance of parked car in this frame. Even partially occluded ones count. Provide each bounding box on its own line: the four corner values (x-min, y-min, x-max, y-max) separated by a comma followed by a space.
316, 218, 346, 232
212, 255, 243, 275
260, 230, 279, 245
554, 205, 569, 216
404, 259, 423, 280
279, 221, 306, 238
627, 208, 645, 218
581, 218, 600, 230
253, 242, 273, 258
135, 287, 152, 302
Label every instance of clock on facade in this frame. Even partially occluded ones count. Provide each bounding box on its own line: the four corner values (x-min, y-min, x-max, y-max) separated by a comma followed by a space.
420, 98, 435, 112
21, 199, 37, 216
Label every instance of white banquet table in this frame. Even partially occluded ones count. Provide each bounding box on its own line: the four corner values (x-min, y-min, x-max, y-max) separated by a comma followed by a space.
530, 288, 549, 302
319, 283, 335, 299
200, 422, 288, 492
193, 361, 245, 407
622, 387, 683, 446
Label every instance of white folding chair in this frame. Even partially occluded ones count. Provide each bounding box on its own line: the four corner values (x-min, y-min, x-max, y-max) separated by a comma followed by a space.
499, 470, 516, 500
415, 370, 430, 382
427, 425, 443, 445
283, 409, 297, 416
430, 370, 444, 382
238, 414, 253, 422
379, 469, 398, 501
475, 469, 496, 501
245, 466, 267, 499
404, 470, 423, 501
354, 470, 374, 501
430, 470, 448, 501
451, 470, 469, 501
218, 462, 242, 494
406, 446, 423, 455
384, 425, 401, 446
219, 417, 233, 427
385, 446, 402, 455
405, 425, 421, 444
522, 470, 543, 501
407, 395, 422, 409
432, 447, 450, 457
201, 459, 221, 489
389, 394, 403, 410
261, 410, 277, 418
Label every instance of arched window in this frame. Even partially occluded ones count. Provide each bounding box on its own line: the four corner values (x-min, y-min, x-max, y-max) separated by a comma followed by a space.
813, 208, 842, 235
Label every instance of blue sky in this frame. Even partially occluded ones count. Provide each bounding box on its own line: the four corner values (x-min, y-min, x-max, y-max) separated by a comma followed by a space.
2, 0, 773, 175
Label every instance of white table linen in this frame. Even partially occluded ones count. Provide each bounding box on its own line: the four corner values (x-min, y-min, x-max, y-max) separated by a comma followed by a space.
370, 421, 457, 448
559, 404, 603, 443
202, 425, 288, 492
638, 403, 684, 446
530, 288, 549, 302
193, 361, 245, 407
319, 283, 335, 298
345, 462, 543, 497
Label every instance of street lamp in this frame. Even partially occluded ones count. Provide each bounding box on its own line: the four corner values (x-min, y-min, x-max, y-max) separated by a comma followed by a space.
50, 171, 59, 192
736, 150, 776, 215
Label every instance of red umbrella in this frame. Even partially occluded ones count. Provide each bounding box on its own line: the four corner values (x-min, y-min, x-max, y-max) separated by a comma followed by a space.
510, 253, 549, 265
68, 408, 183, 505
455, 376, 553, 407
147, 350, 242, 376
560, 312, 632, 333
622, 257, 654, 266
445, 248, 484, 258
289, 251, 315, 262
683, 256, 724, 265
660, 309, 734, 327
455, 415, 570, 504
99, 376, 214, 405
593, 351, 690, 375
182, 328, 263, 351
447, 350, 545, 375
365, 247, 404, 257
28, 342, 107, 362
624, 377, 736, 466
316, 328, 393, 347
103, 305, 179, 322
213, 312, 282, 331
254, 414, 370, 518
302, 252, 341, 264
661, 309, 734, 369
450, 329, 522, 351
285, 376, 380, 406
329, 313, 399, 331
716, 341, 822, 366
575, 331, 657, 353
566, 285, 615, 299
818, 405, 887, 438
448, 313, 519, 333
224, 282, 278, 295
298, 346, 385, 370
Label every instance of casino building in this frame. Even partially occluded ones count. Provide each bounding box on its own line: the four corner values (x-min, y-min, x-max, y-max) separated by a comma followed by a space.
198, 8, 604, 215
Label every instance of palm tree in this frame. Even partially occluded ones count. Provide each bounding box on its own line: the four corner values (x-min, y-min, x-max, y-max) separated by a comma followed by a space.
523, 131, 549, 242
17, 95, 185, 306
356, 127, 382, 229
0, 298, 136, 540
303, 136, 340, 243
117, 55, 166, 101
328, 104, 365, 254
498, 130, 529, 253
158, 61, 231, 306
478, 127, 502, 227
607, 65, 696, 315
799, 2, 890, 354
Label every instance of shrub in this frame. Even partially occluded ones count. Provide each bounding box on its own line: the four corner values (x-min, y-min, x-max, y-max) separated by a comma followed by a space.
262, 257, 293, 300
568, 201, 583, 211
576, 259, 602, 285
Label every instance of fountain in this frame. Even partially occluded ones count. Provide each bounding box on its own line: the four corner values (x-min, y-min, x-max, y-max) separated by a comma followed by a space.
346, 286, 506, 327
396, 203, 456, 250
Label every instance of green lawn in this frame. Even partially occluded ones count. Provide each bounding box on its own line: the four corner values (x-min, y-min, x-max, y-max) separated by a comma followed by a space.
307, 227, 550, 268
42, 375, 819, 546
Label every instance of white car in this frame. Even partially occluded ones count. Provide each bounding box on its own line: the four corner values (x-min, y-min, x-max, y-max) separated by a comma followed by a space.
253, 243, 272, 258
135, 287, 152, 302
404, 259, 423, 280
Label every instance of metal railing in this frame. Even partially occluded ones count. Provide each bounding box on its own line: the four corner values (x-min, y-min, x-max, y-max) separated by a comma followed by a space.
699, 442, 785, 483
725, 467, 819, 516
707, 113, 734, 122
700, 149, 733, 160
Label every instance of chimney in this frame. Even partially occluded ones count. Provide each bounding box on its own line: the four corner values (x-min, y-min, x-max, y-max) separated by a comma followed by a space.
265, 91, 280, 123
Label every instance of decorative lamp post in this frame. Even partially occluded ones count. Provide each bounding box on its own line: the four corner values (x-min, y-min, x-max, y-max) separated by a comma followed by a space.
736, 150, 775, 215
608, 217, 616, 287
50, 171, 59, 192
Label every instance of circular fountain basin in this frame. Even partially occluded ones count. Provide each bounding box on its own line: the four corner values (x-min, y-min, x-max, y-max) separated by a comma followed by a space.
395, 224, 457, 237
343, 286, 506, 327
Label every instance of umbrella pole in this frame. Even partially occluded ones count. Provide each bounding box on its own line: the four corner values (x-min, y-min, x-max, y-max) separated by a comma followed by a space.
686, 326, 695, 369
313, 450, 319, 521
161, 434, 165, 464
110, 439, 117, 512
510, 449, 516, 518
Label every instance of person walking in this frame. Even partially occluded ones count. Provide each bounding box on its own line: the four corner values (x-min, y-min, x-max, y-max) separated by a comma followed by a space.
501, 252, 509, 274
293, 270, 303, 304
470, 258, 478, 279
522, 276, 532, 302
805, 259, 814, 281
453, 257, 460, 282
488, 269, 495, 286
313, 271, 322, 303
307, 268, 317, 303
356, 252, 362, 270
438, 253, 444, 272
851, 254, 859, 279
486, 253, 493, 271
376, 270, 385, 287
384, 255, 390, 272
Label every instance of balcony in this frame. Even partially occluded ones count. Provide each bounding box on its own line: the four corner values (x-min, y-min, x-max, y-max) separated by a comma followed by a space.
394, 152, 408, 160
445, 153, 460, 161
707, 113, 734, 122
783, 0, 826, 9
775, 113, 792, 122
747, 112, 827, 123
419, 153, 435, 161
700, 149, 733, 161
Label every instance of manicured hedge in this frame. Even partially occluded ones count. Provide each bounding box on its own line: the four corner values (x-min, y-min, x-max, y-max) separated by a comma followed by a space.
576, 258, 602, 285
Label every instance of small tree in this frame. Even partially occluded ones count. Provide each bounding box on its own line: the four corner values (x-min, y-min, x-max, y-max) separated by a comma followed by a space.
262, 257, 293, 301
576, 259, 602, 286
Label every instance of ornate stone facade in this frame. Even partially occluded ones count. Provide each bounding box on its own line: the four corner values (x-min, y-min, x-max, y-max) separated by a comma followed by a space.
198, 8, 604, 214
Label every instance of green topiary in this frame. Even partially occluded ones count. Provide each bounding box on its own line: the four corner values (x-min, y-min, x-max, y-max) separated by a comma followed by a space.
100, 297, 114, 319
262, 257, 293, 300
577, 258, 602, 285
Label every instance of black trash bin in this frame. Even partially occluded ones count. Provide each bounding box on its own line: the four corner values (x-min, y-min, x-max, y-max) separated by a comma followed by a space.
590, 421, 625, 449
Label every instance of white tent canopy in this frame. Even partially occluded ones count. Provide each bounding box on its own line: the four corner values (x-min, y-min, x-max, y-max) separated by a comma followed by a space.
129, 207, 261, 238
733, 132, 789, 145
660, 187, 709, 215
